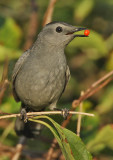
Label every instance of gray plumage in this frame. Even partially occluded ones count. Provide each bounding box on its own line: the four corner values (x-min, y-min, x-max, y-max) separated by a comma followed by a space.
12, 22, 86, 138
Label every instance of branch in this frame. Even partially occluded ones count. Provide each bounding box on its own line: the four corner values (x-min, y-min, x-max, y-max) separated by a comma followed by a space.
0, 111, 94, 120
46, 138, 58, 160
42, 0, 58, 26
23, 0, 38, 50
11, 136, 26, 160
0, 143, 15, 158
0, 79, 9, 104
0, 58, 9, 105
1, 58, 9, 82
72, 70, 113, 109
76, 91, 84, 137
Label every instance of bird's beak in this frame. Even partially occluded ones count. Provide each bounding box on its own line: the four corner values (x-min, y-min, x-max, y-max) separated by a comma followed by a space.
66, 27, 88, 37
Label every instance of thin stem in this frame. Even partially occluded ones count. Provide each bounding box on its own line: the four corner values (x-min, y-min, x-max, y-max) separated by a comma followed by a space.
0, 111, 94, 120
77, 91, 84, 136
42, 0, 58, 26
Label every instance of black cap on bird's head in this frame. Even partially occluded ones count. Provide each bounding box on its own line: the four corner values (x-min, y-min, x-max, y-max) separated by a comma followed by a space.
39, 21, 88, 46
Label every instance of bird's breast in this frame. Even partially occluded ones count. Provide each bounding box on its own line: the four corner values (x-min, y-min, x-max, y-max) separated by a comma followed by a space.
15, 54, 67, 110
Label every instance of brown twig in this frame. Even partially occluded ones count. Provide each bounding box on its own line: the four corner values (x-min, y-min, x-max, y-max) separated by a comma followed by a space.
42, 0, 58, 26
0, 111, 94, 120
0, 58, 9, 105
77, 91, 84, 136
11, 144, 24, 160
0, 119, 11, 128
23, 0, 38, 51
72, 70, 113, 108
0, 79, 9, 104
0, 143, 15, 158
11, 136, 26, 160
1, 58, 9, 82
0, 143, 15, 152
46, 138, 58, 160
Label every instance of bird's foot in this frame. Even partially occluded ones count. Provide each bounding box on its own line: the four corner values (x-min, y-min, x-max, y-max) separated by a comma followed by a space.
53, 108, 69, 120
61, 108, 69, 120
20, 108, 28, 123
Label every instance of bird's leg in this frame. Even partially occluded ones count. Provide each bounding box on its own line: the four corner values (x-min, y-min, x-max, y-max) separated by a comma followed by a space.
20, 107, 28, 123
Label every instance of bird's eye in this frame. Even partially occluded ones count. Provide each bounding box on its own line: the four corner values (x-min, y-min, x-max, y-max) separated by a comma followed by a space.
56, 26, 63, 33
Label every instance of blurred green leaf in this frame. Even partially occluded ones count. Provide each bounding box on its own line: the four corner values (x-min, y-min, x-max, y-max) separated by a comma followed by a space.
0, 96, 21, 113
106, 34, 113, 52
0, 45, 22, 62
74, 0, 94, 23
0, 17, 22, 49
30, 116, 92, 160
82, 100, 93, 110
0, 156, 10, 160
61, 76, 78, 101
81, 113, 100, 144
87, 125, 113, 153
96, 86, 113, 114
106, 51, 113, 71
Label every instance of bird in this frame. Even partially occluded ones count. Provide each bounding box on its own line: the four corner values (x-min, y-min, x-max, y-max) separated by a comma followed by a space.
12, 21, 87, 138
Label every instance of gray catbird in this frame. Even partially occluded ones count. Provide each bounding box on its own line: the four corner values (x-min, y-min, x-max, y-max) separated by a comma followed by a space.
12, 22, 87, 138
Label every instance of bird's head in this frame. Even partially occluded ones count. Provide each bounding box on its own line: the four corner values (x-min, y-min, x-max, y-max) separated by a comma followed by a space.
38, 21, 88, 47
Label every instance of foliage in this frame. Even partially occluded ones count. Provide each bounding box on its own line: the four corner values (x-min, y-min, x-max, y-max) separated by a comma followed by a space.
30, 116, 92, 160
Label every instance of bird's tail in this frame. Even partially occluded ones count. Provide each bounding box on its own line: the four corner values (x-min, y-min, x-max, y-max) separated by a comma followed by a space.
15, 104, 44, 138
15, 117, 44, 138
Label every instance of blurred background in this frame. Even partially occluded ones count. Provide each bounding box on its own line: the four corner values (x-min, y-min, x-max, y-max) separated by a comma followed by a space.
0, 0, 113, 160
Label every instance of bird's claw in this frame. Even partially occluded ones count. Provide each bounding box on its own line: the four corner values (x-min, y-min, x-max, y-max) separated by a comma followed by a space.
53, 108, 69, 119
20, 108, 28, 123
61, 108, 69, 120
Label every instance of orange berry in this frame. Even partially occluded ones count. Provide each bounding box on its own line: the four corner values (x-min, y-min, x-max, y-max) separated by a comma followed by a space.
84, 30, 90, 36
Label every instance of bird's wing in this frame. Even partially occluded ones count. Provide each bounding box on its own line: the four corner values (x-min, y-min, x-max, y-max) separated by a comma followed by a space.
65, 65, 70, 85
12, 50, 30, 102
61, 65, 70, 96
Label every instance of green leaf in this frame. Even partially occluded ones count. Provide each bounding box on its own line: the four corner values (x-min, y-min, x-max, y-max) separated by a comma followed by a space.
0, 17, 22, 49
96, 86, 113, 114
0, 45, 22, 62
0, 156, 10, 160
87, 125, 113, 153
30, 116, 92, 160
74, 0, 94, 23
106, 34, 113, 52
0, 96, 21, 113
106, 51, 113, 71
